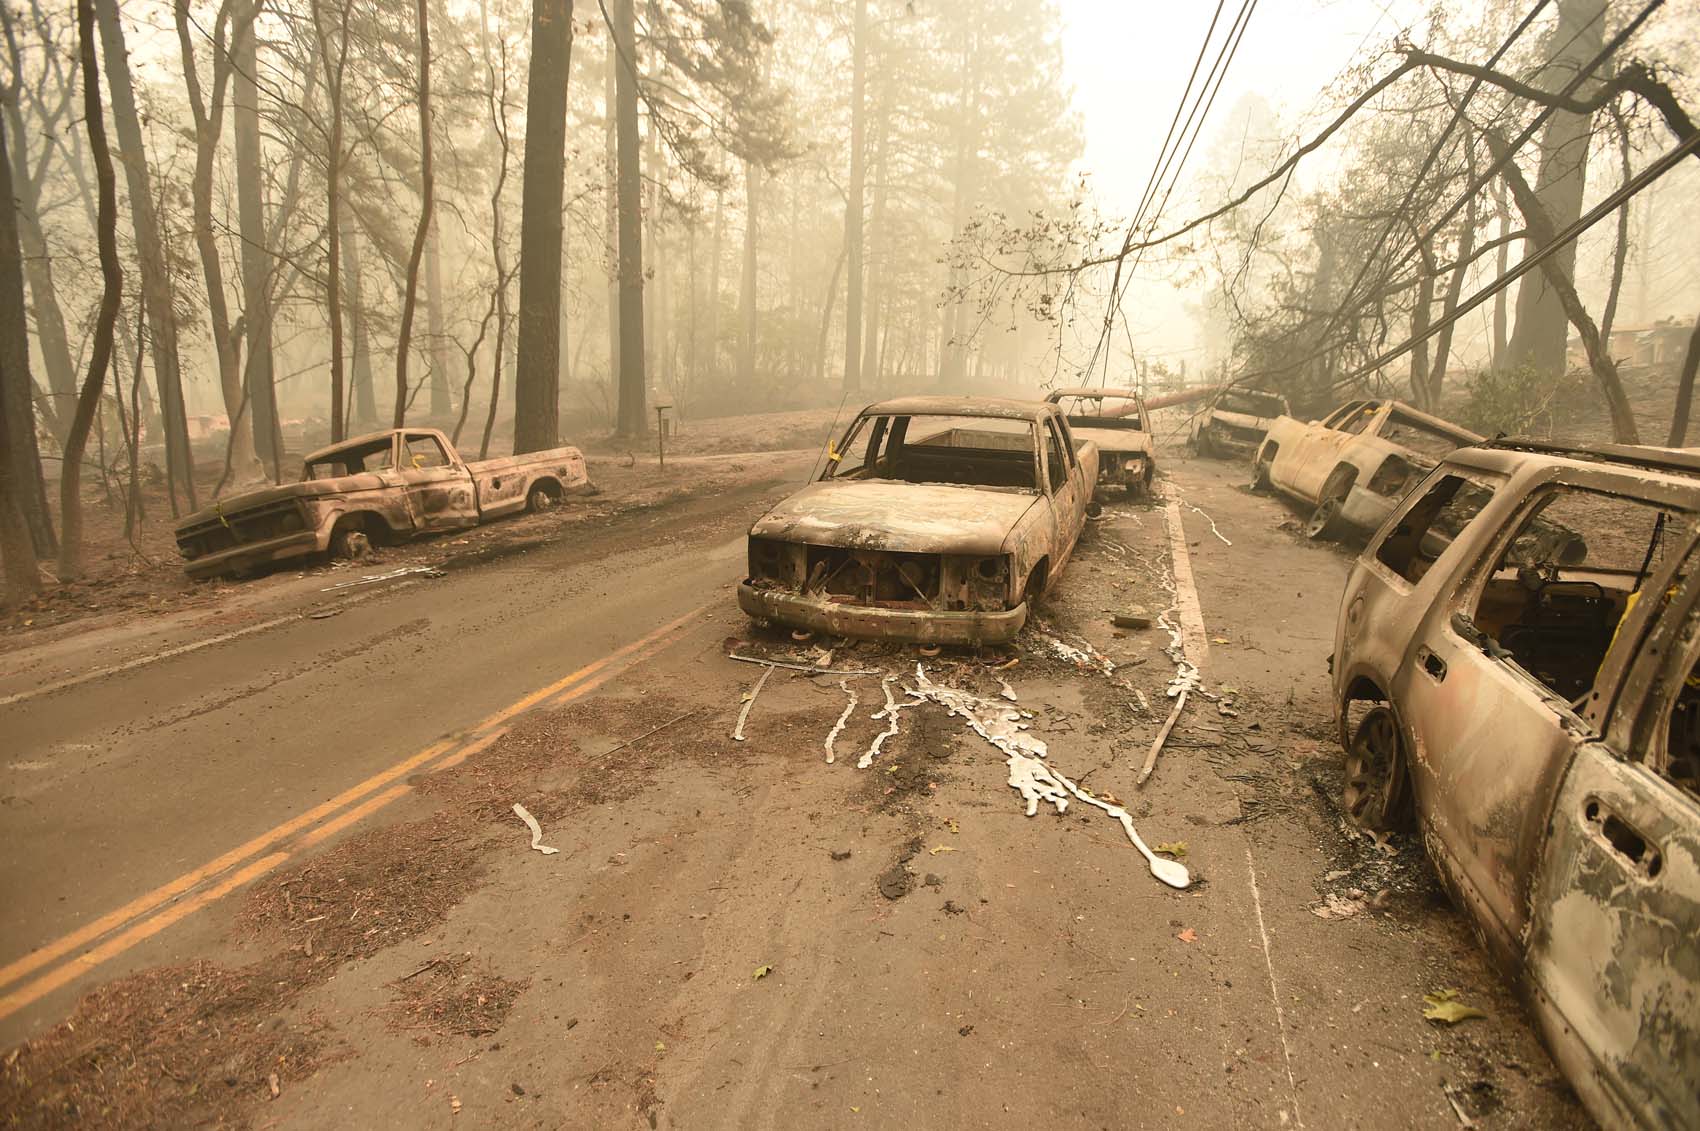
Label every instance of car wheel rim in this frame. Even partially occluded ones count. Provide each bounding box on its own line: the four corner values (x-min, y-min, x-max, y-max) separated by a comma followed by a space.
1344, 710, 1398, 826
1306, 496, 1342, 539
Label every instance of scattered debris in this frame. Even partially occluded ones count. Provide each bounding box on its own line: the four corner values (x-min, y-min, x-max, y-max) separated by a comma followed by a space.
998, 678, 1019, 701
733, 663, 777, 741
791, 629, 816, 643
1112, 609, 1153, 630
308, 608, 343, 620
1442, 1083, 1478, 1129
958, 1024, 975, 1037
917, 643, 942, 658
824, 679, 859, 764
1176, 928, 1198, 943
267, 1072, 280, 1099
829, 849, 852, 861
1423, 989, 1488, 1025
319, 565, 446, 591
1037, 629, 1116, 676
511, 803, 560, 856
928, 844, 956, 856
1153, 841, 1187, 859
910, 666, 1190, 889
728, 653, 880, 676
1311, 892, 1364, 920
753, 965, 773, 980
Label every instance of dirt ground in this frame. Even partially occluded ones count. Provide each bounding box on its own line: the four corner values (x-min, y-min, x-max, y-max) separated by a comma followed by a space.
0, 433, 1591, 1130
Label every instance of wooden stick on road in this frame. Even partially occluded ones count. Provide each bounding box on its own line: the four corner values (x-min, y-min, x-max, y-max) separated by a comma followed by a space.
1137, 690, 1188, 787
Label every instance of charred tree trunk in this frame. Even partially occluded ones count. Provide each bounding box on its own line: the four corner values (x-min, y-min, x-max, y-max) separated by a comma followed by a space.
176, 0, 257, 484
814, 236, 847, 383
1491, 180, 1510, 369
0, 113, 52, 574
513, 0, 571, 452
60, 0, 124, 581
1503, 0, 1604, 377
1670, 312, 1700, 448
737, 161, 758, 385
1491, 131, 1638, 443
393, 0, 435, 428
426, 221, 451, 417
343, 222, 376, 428
841, 0, 868, 393
310, 0, 349, 442
603, 38, 620, 400
1599, 106, 1633, 348
1, 112, 77, 442
706, 185, 724, 381
612, 0, 646, 436
1428, 160, 1479, 402
233, 0, 281, 477
96, 0, 195, 513
861, 86, 891, 396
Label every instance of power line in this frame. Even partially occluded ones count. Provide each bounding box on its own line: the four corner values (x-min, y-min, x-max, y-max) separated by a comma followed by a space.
1094, 0, 1258, 384
1332, 127, 1699, 389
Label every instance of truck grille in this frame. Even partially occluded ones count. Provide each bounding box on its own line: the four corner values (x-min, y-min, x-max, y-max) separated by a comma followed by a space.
177, 501, 306, 559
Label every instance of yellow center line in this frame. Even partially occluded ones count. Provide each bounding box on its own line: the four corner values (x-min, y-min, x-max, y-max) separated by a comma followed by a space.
0, 603, 709, 1021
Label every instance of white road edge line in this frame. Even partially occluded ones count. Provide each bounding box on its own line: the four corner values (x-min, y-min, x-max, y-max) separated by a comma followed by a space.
1162, 498, 1210, 672
1246, 843, 1306, 1129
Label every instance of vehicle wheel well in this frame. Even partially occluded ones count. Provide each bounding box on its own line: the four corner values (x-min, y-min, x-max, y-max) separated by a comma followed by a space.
331, 511, 387, 544
1252, 441, 1278, 487
1322, 464, 1359, 499
528, 476, 564, 500
1024, 558, 1051, 603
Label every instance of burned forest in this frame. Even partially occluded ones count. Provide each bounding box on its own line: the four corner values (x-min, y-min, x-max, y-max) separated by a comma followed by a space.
2, 0, 1699, 1128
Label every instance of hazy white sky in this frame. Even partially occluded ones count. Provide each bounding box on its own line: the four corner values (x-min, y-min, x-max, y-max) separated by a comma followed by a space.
1055, 0, 1424, 371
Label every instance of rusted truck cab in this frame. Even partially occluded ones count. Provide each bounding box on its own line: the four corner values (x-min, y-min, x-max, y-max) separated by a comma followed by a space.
738, 397, 1098, 645
1043, 387, 1155, 497
1255, 399, 1482, 541
175, 428, 588, 578
1331, 440, 1700, 1130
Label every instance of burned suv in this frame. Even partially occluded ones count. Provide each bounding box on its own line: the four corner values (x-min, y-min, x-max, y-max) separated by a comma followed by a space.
1331, 439, 1698, 1131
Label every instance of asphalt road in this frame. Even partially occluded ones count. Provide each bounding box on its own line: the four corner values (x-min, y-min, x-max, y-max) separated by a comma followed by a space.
0, 452, 1593, 1129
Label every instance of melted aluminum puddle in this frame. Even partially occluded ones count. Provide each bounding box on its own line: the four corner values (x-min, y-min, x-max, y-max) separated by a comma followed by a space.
910, 665, 1190, 890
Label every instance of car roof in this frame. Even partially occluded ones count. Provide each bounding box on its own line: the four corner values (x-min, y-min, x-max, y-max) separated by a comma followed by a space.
303, 429, 401, 462
1047, 387, 1143, 401
1444, 437, 1700, 491
862, 395, 1052, 420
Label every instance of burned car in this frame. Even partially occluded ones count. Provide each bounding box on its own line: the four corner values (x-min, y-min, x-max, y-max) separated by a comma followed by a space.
738, 396, 1098, 644
174, 428, 589, 579
1255, 398, 1482, 541
1044, 387, 1155, 497
1191, 385, 1289, 458
1332, 439, 1699, 1130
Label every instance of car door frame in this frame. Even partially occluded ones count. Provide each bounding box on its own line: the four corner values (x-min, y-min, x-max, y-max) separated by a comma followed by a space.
1040, 414, 1083, 561
396, 432, 475, 532
1523, 520, 1700, 1131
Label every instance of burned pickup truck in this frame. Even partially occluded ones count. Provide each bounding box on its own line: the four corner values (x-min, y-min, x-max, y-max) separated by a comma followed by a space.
738, 396, 1097, 645
174, 428, 589, 579
1255, 398, 1482, 541
1332, 440, 1699, 1130
1191, 385, 1289, 458
1044, 387, 1155, 497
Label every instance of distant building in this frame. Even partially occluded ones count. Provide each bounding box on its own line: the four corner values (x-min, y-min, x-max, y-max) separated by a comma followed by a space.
1568, 316, 1694, 368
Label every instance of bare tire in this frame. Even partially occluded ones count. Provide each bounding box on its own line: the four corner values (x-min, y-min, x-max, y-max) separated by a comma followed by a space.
1344, 706, 1413, 832
331, 528, 371, 561
526, 483, 558, 513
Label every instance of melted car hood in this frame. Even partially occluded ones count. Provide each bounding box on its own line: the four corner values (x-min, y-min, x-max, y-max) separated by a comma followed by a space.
750, 479, 1038, 555
1068, 425, 1152, 456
